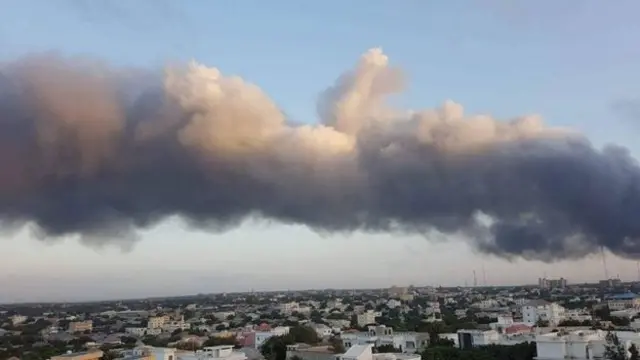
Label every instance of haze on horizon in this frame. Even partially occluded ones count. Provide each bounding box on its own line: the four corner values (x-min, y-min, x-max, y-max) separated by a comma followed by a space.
2, 0, 640, 303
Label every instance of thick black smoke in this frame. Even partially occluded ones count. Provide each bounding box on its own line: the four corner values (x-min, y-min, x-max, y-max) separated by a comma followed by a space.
1, 49, 639, 260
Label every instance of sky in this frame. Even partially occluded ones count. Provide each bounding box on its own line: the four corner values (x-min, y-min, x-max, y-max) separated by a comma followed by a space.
2, 0, 640, 302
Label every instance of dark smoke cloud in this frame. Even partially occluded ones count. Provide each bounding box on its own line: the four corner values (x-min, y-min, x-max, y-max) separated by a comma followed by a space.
1, 48, 639, 261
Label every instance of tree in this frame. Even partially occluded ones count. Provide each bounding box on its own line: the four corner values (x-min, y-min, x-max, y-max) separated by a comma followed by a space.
374, 345, 402, 353
260, 335, 294, 360
203, 336, 238, 348
630, 344, 640, 360
289, 326, 320, 344
329, 336, 345, 354
605, 332, 626, 360
101, 350, 118, 360
535, 319, 549, 327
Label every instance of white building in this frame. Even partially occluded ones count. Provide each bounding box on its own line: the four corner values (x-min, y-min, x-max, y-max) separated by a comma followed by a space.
311, 323, 334, 338
254, 326, 290, 349
471, 299, 499, 310
338, 344, 420, 360
279, 302, 300, 315
521, 300, 565, 326
356, 311, 378, 327
386, 300, 402, 309
457, 329, 533, 349
488, 315, 514, 332
607, 293, 640, 311
150, 345, 248, 360
10, 315, 27, 325
536, 330, 640, 360
564, 309, 593, 322
162, 316, 189, 333
457, 330, 500, 349
340, 326, 429, 354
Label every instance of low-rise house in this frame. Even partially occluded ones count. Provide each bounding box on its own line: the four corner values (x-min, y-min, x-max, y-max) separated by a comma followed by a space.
607, 293, 640, 311
536, 330, 640, 360
340, 326, 428, 354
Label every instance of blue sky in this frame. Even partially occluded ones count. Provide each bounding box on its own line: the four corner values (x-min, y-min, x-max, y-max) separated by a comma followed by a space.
2, 0, 640, 302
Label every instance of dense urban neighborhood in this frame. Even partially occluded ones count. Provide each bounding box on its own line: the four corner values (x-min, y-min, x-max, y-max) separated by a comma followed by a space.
2, 279, 640, 360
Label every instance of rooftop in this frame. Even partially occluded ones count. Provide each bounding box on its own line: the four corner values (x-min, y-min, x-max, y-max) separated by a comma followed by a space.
342, 344, 372, 359
609, 293, 639, 300
524, 299, 551, 307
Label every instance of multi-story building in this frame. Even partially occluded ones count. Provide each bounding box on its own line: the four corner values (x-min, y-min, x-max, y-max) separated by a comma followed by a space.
457, 330, 500, 349
356, 310, 378, 327
521, 300, 565, 326
339, 344, 421, 360
10, 315, 27, 325
470, 299, 499, 309
68, 320, 93, 333
600, 279, 623, 288
340, 325, 429, 354
279, 302, 300, 315
251, 326, 290, 349
607, 293, 640, 311
117, 346, 155, 360
161, 315, 188, 333
536, 330, 640, 360
148, 315, 168, 329
538, 278, 568, 290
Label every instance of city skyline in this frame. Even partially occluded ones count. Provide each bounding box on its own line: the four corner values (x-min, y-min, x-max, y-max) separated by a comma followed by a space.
2, 1, 640, 302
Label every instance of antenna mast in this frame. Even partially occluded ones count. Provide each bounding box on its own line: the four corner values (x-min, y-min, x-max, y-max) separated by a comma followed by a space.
601, 247, 609, 280
482, 264, 487, 286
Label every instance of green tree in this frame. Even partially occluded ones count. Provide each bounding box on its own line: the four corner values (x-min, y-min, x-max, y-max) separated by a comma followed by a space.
260, 335, 294, 360
374, 344, 402, 353
203, 336, 239, 348
329, 336, 345, 354
630, 344, 640, 360
289, 326, 320, 344
605, 332, 626, 360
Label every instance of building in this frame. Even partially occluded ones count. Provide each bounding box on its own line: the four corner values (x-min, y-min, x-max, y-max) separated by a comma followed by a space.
356, 311, 378, 327
125, 327, 162, 337
117, 346, 155, 360
310, 323, 334, 338
162, 315, 188, 333
187, 345, 248, 360
388, 286, 408, 298
286, 344, 336, 360
521, 300, 565, 326
340, 326, 428, 354
338, 344, 421, 360
538, 278, 568, 289
607, 293, 640, 311
457, 330, 500, 349
68, 320, 93, 333
279, 302, 300, 315
51, 350, 104, 360
600, 279, 623, 288
148, 316, 168, 329
10, 315, 27, 325
535, 330, 640, 360
252, 326, 290, 349
148, 345, 248, 360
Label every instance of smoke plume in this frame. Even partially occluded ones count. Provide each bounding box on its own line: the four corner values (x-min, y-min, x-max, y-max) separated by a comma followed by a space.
0, 48, 639, 260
